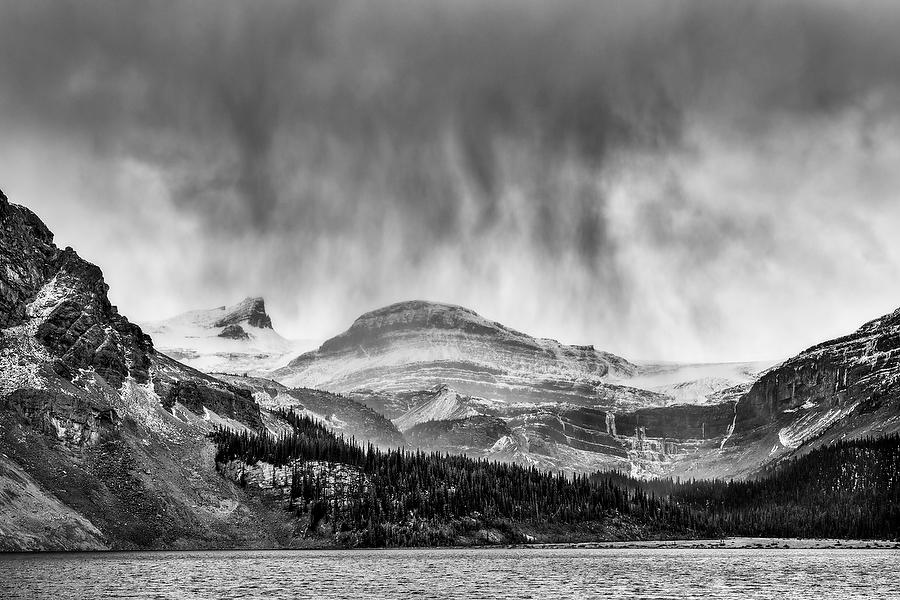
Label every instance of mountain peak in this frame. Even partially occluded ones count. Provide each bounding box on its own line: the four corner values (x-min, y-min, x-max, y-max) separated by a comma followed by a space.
140, 296, 302, 374
214, 297, 272, 329
338, 300, 525, 346
359, 300, 478, 319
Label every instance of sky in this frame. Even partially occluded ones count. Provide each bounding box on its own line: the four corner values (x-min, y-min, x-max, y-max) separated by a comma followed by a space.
2, 0, 900, 362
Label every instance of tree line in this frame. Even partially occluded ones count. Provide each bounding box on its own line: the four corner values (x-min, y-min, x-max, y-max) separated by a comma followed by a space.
212, 412, 900, 545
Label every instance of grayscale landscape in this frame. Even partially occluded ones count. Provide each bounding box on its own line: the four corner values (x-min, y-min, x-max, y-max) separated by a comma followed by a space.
1, 1, 899, 598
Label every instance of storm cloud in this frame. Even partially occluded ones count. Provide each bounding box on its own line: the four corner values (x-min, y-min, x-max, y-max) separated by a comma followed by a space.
2, 0, 900, 361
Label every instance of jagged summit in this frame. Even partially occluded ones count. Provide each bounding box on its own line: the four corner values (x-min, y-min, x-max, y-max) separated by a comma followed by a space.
151, 297, 275, 332
0, 190, 153, 387
214, 297, 273, 329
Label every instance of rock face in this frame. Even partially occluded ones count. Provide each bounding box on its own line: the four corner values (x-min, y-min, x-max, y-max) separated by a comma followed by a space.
218, 324, 250, 340
390, 392, 738, 476
2, 387, 117, 446
1, 189, 154, 388
273, 300, 663, 410
701, 306, 900, 475
0, 189, 57, 328
736, 311, 900, 433
213, 297, 273, 329
142, 297, 307, 375
162, 380, 263, 430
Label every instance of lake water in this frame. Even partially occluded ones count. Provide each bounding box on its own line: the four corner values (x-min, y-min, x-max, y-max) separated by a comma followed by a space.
0, 548, 896, 599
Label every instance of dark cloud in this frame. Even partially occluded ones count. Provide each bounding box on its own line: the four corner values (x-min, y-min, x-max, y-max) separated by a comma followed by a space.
2, 0, 900, 360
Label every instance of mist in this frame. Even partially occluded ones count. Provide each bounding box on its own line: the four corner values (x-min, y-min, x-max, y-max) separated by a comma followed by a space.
2, 0, 900, 362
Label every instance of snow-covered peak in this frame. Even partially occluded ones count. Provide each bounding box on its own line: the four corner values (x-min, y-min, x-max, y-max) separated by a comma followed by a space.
141, 298, 314, 375
149, 297, 273, 332
213, 297, 272, 329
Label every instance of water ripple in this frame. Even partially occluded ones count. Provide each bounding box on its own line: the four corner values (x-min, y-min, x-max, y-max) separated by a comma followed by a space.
0, 548, 896, 599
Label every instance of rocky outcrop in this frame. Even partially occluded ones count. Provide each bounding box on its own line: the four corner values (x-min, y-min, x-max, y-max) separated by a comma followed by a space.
1, 387, 116, 446
615, 403, 736, 440
0, 190, 58, 326
213, 297, 273, 329
33, 249, 154, 387
218, 324, 250, 340
162, 380, 263, 429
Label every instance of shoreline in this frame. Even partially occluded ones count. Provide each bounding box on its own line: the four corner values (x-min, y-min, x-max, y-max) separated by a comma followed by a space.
510, 537, 900, 550
2, 537, 899, 555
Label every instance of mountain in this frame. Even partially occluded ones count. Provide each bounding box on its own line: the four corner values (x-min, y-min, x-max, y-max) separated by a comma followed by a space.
141, 298, 315, 375
0, 189, 311, 550
268, 301, 757, 473
272, 300, 665, 410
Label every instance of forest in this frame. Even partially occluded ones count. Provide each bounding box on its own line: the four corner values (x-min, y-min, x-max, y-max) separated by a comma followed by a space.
212, 411, 900, 546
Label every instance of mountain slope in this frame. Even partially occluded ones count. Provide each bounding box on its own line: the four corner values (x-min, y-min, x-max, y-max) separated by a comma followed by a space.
141, 298, 310, 375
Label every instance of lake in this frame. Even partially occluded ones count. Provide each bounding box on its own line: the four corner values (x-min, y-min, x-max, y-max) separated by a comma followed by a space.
0, 547, 896, 599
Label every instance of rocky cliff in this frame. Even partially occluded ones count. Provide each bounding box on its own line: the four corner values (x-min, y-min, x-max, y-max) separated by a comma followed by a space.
1, 190, 153, 388
705, 306, 900, 474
